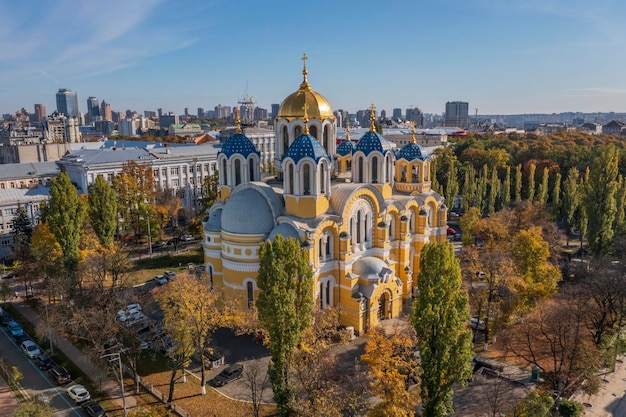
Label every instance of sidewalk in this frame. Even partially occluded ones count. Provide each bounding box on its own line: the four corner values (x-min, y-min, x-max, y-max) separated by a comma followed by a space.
10, 299, 137, 412
573, 356, 626, 417
0, 377, 19, 416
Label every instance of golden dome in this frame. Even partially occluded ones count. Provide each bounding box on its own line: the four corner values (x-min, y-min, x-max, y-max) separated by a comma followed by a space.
277, 54, 335, 120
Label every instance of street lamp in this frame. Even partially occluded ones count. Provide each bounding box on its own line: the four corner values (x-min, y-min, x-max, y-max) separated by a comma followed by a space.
101, 352, 126, 417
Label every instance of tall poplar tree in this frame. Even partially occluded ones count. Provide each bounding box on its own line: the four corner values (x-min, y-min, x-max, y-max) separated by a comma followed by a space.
536, 167, 549, 206
88, 174, 117, 246
412, 242, 473, 417
562, 167, 580, 245
487, 166, 499, 215
527, 163, 536, 202
461, 165, 476, 211
585, 144, 619, 256
445, 160, 459, 210
476, 165, 488, 214
501, 166, 511, 208
551, 172, 562, 219
514, 164, 523, 202
257, 236, 313, 416
47, 172, 86, 275
614, 175, 626, 233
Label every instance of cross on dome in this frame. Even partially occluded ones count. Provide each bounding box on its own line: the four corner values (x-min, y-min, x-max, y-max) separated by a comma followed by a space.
234, 107, 242, 134
303, 102, 310, 134
369, 103, 376, 132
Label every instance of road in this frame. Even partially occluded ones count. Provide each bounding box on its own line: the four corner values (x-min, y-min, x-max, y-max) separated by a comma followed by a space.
0, 324, 84, 416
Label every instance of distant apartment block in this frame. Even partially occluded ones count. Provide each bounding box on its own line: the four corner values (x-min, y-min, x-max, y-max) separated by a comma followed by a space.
168, 123, 203, 137
56, 88, 80, 118
86, 97, 100, 123
159, 113, 179, 129
214, 105, 231, 119
444, 101, 469, 128
602, 120, 626, 135
45, 113, 80, 143
100, 101, 112, 121
34, 104, 46, 123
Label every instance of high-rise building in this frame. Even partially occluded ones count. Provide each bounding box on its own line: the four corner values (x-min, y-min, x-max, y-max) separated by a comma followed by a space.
34, 104, 46, 123
86, 97, 100, 123
100, 101, 112, 121
159, 112, 179, 129
157, 108, 163, 117
271, 103, 280, 118
253, 107, 268, 120
46, 113, 80, 143
184, 107, 189, 117
214, 105, 231, 119
444, 101, 469, 128
197, 108, 205, 118
406, 107, 424, 127
56, 88, 79, 118
144, 110, 156, 118
392, 108, 402, 119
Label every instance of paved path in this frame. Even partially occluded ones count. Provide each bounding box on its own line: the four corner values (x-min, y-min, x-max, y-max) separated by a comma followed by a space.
10, 299, 137, 412
573, 357, 626, 417
0, 377, 19, 416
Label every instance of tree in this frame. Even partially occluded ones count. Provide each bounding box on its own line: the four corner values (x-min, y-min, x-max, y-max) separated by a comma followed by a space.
198, 170, 220, 214
256, 235, 313, 416
461, 165, 476, 210
585, 144, 619, 257
46, 172, 86, 294
488, 166, 499, 215
501, 166, 511, 208
460, 206, 481, 247
29, 223, 64, 300
154, 274, 232, 395
445, 160, 459, 210
112, 161, 156, 242
527, 163, 536, 202
411, 242, 473, 417
15, 402, 53, 417
536, 167, 549, 206
551, 172, 562, 219
562, 167, 580, 246
87, 174, 118, 246
514, 164, 522, 202
507, 390, 553, 417
11, 205, 32, 261
361, 327, 417, 417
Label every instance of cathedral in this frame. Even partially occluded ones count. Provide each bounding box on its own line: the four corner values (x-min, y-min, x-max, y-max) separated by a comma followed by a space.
202, 55, 448, 335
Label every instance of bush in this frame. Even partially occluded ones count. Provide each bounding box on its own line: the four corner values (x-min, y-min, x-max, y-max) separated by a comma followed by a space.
558, 399, 584, 417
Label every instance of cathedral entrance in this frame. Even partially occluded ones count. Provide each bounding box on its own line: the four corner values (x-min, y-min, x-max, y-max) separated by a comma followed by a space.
378, 291, 390, 321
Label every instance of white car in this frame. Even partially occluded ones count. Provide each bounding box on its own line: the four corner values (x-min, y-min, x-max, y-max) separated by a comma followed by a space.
126, 303, 142, 312
20, 340, 41, 358
127, 313, 147, 326
155, 275, 168, 285
164, 270, 176, 280
67, 384, 90, 403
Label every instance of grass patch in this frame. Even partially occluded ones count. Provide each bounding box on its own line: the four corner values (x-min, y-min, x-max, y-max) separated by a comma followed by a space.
128, 247, 204, 285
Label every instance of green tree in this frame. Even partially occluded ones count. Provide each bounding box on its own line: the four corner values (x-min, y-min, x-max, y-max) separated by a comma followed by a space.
11, 205, 32, 262
199, 170, 220, 214
536, 167, 549, 206
256, 235, 313, 416
112, 161, 156, 242
585, 144, 619, 256
551, 172, 562, 219
507, 390, 553, 417
562, 167, 580, 245
444, 160, 459, 210
461, 165, 476, 210
15, 402, 53, 417
87, 174, 118, 246
501, 165, 511, 208
615, 175, 626, 233
527, 163, 536, 202
514, 164, 522, 202
47, 172, 86, 283
487, 166, 499, 215
411, 242, 473, 417
476, 165, 488, 214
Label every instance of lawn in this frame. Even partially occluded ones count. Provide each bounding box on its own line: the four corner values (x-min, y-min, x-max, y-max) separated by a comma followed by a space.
128, 246, 204, 285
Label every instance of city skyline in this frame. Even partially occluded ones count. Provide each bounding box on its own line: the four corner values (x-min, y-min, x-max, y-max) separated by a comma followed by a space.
2, 0, 626, 116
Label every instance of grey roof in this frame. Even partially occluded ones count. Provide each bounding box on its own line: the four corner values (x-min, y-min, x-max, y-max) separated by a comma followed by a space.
0, 162, 59, 180
221, 182, 284, 235
0, 185, 50, 204
148, 143, 219, 159
268, 222, 301, 242
61, 148, 157, 165
329, 183, 386, 217
71, 139, 189, 151
353, 257, 393, 281
204, 208, 222, 232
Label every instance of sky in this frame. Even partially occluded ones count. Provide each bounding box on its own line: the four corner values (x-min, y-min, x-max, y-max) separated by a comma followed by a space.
2, 0, 626, 117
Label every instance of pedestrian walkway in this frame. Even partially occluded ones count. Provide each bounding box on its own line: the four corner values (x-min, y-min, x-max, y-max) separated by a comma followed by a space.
0, 377, 19, 416
573, 357, 626, 417
10, 299, 137, 412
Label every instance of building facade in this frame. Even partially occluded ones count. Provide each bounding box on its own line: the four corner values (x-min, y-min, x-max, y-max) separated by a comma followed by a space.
203, 57, 448, 335
56, 89, 80, 118
444, 101, 469, 128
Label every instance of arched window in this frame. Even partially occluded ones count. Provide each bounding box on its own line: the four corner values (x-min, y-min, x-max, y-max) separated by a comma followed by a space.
249, 159, 255, 182
424, 162, 430, 181
412, 165, 419, 183
356, 211, 362, 243
325, 234, 331, 257
222, 159, 227, 185
320, 166, 326, 194
288, 163, 294, 194
246, 281, 254, 309
209, 265, 213, 289
401, 165, 407, 182
347, 160, 352, 171
234, 159, 242, 186
310, 125, 318, 139
319, 282, 324, 309
388, 218, 395, 240
282, 126, 289, 156
358, 157, 364, 183
303, 164, 311, 195
319, 238, 324, 261
372, 156, 379, 183
294, 125, 302, 138
323, 125, 330, 154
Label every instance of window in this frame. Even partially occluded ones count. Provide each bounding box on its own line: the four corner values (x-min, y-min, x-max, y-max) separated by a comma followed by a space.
10, 182, 15, 188
235, 159, 242, 186
247, 281, 254, 309
372, 156, 378, 183
170, 167, 179, 175
162, 168, 167, 176
303, 164, 311, 195
182, 166, 187, 174
288, 163, 294, 194
222, 159, 227, 185
172, 179, 179, 187
0, 184, 4, 189
310, 125, 318, 139
107, 173, 114, 182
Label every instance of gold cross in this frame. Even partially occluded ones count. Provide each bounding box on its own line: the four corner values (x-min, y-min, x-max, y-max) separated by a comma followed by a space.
369, 103, 376, 132
302, 53, 308, 67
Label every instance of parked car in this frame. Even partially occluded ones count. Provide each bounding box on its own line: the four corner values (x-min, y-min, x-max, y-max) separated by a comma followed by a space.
20, 340, 41, 358
7, 321, 24, 338
210, 364, 244, 387
67, 384, 90, 403
126, 303, 142, 313
14, 334, 31, 345
48, 366, 71, 385
82, 401, 107, 417
182, 235, 194, 241
470, 317, 486, 331
155, 275, 168, 285
1, 313, 13, 326
34, 353, 55, 370
164, 270, 176, 280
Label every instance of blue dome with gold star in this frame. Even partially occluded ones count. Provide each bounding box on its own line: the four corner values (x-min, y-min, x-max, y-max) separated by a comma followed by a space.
219, 133, 259, 158
397, 142, 426, 161
284, 134, 329, 163
355, 131, 394, 156
336, 140, 356, 157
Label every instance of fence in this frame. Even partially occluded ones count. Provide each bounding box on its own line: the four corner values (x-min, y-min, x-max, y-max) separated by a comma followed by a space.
124, 364, 192, 417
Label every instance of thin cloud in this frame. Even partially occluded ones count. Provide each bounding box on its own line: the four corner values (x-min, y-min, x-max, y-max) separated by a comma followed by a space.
0, 0, 197, 82
563, 87, 626, 97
